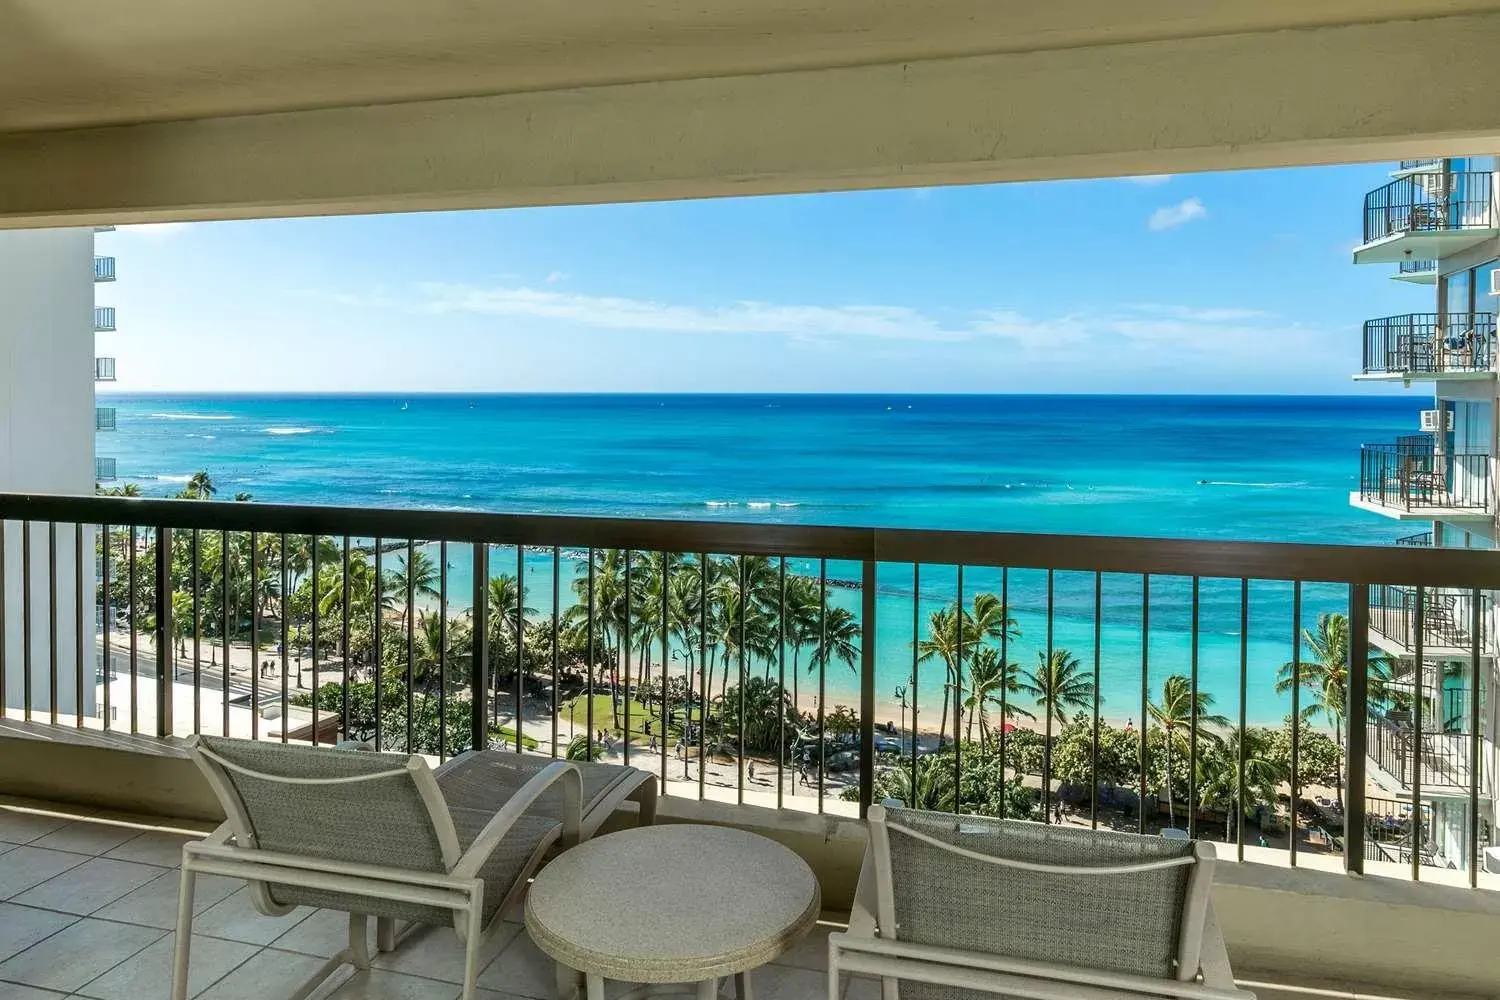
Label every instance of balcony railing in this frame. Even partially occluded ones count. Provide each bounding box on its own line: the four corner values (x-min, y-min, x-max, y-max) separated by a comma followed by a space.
1364, 795, 1444, 868
93, 306, 116, 333
1361, 313, 1496, 376
1369, 584, 1487, 653
93, 459, 116, 481
1359, 443, 1492, 511
95, 407, 117, 432
1397, 259, 1436, 276
93, 256, 115, 282
1362, 171, 1497, 244
1398, 159, 1443, 173
94, 357, 116, 381
1367, 712, 1473, 794
1394, 531, 1433, 547
0, 492, 1494, 886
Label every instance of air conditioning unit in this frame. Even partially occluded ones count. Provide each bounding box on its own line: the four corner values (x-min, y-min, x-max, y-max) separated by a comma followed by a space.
1491, 268, 1500, 296
1420, 409, 1452, 432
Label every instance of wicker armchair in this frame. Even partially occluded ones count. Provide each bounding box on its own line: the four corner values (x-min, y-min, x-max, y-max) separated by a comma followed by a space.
830, 805, 1254, 1000
174, 736, 588, 1000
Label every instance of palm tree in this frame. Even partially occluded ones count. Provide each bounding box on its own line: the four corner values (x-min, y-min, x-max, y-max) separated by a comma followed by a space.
963, 647, 1033, 744
179, 470, 216, 500
1021, 648, 1095, 795
1197, 727, 1280, 843
781, 574, 821, 714
917, 594, 1019, 747
1275, 612, 1393, 810
1148, 674, 1228, 825
387, 549, 441, 628
808, 605, 860, 687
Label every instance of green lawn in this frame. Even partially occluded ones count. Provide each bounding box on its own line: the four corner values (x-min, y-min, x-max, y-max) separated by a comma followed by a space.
490, 725, 539, 751
561, 694, 705, 746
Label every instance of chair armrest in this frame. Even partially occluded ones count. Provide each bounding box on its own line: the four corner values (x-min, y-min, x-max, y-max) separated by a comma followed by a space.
450, 760, 583, 880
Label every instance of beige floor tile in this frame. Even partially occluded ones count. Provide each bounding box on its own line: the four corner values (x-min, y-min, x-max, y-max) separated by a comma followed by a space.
326, 969, 464, 1000
28, 822, 143, 858
769, 924, 833, 972
372, 922, 521, 984
0, 983, 70, 999
193, 887, 307, 945
74, 932, 260, 1000
0, 904, 76, 964
0, 813, 70, 847
195, 948, 339, 1000
0, 917, 164, 993
738, 965, 825, 1000
0, 847, 88, 900
105, 830, 200, 868
272, 909, 379, 960
475, 991, 539, 1000
10, 857, 165, 915
93, 869, 240, 930
842, 973, 880, 1000
474, 929, 557, 1000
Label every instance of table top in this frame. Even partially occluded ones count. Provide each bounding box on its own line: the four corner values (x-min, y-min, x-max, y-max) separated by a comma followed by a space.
525, 824, 821, 982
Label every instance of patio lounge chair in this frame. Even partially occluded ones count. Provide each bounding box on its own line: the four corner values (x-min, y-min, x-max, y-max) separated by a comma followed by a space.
172, 736, 615, 1000
831, 805, 1255, 1000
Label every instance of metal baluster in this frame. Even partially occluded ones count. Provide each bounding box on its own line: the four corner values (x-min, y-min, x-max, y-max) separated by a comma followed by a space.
156, 527, 173, 739
373, 539, 383, 750
515, 544, 524, 753
279, 534, 289, 742
659, 551, 669, 790
310, 535, 320, 745
192, 528, 200, 734
74, 524, 84, 728
1290, 582, 1301, 867
859, 558, 877, 817
551, 546, 560, 758
472, 543, 489, 753
909, 563, 920, 803
1346, 585, 1370, 875
249, 531, 258, 740
778, 557, 788, 810
1237, 578, 1248, 861
48, 522, 58, 725
222, 532, 231, 736
738, 556, 746, 806
1412, 586, 1424, 882
93, 525, 103, 728
22, 521, 32, 721
1469, 587, 1483, 889
1000, 567, 1010, 819
1138, 574, 1149, 836
586, 548, 595, 757
0, 521, 7, 719
1189, 577, 1200, 839
406, 539, 415, 753
1091, 571, 1102, 829
953, 564, 963, 803
699, 553, 707, 800
438, 540, 448, 762
1045, 569, 1055, 823
624, 550, 633, 768
818, 559, 828, 812
341, 537, 351, 740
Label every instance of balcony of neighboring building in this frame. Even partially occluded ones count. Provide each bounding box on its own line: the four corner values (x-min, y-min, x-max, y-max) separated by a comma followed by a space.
1353, 172, 1500, 265
95, 407, 117, 433
1391, 159, 1445, 179
1357, 312, 1496, 382
93, 356, 116, 382
1368, 584, 1491, 660
1351, 438, 1493, 521
1392, 258, 1437, 284
93, 458, 116, 481
93, 256, 115, 282
93, 306, 115, 332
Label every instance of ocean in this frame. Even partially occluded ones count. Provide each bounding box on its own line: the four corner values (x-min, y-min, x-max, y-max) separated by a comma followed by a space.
98, 393, 1426, 728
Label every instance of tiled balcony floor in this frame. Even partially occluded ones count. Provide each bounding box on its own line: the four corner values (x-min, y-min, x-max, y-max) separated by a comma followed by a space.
0, 806, 1461, 1000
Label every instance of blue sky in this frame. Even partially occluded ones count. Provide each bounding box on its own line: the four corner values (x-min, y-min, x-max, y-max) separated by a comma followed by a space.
100, 161, 1426, 394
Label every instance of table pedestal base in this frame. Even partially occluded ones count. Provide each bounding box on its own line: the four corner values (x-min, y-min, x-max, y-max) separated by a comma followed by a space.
557, 968, 753, 1000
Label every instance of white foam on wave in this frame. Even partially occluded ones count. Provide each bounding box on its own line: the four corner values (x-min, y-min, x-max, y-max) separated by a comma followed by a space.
185, 433, 217, 440
150, 413, 233, 421
747, 501, 771, 509
265, 427, 318, 435
705, 501, 732, 508
156, 474, 192, 483
1199, 480, 1309, 488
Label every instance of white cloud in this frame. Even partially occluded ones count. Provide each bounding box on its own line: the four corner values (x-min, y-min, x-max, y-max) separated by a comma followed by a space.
1125, 174, 1173, 186
1148, 198, 1207, 231
545, 270, 570, 284
116, 222, 192, 239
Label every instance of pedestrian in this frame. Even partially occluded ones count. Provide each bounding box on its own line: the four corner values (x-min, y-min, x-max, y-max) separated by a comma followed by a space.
649, 736, 658, 753
748, 760, 756, 782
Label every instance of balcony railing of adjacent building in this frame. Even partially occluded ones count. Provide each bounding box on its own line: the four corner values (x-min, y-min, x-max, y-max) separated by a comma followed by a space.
93, 306, 116, 333
1395, 530, 1433, 547
1359, 443, 1492, 512
93, 459, 116, 481
1364, 794, 1444, 868
93, 256, 116, 282
1362, 171, 1497, 244
0, 493, 1495, 888
1361, 313, 1497, 376
95, 407, 117, 432
94, 357, 116, 381
1397, 258, 1436, 277
1369, 584, 1487, 653
1367, 710, 1473, 795
1398, 159, 1444, 173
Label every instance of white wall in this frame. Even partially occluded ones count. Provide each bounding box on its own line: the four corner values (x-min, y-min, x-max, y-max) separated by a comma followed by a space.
0, 228, 98, 720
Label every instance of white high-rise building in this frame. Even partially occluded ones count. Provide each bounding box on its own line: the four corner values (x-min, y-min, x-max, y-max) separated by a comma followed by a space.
0, 227, 113, 720
1350, 158, 1500, 874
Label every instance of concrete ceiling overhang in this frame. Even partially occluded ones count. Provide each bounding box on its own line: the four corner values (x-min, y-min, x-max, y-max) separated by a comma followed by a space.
4, 0, 1500, 225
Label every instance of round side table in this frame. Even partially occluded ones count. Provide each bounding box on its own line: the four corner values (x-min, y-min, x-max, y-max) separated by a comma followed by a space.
525, 824, 821, 1000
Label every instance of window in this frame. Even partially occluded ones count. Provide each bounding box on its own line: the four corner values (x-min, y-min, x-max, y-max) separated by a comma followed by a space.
1445, 268, 1473, 316
1477, 259, 1499, 308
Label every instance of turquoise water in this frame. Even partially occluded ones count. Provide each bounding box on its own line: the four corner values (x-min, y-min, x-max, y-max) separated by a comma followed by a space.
99, 393, 1425, 726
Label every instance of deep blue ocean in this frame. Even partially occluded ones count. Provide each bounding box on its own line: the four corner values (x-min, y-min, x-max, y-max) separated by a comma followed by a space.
98, 393, 1427, 727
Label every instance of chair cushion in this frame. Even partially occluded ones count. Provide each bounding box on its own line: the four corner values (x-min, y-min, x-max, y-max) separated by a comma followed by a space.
435, 751, 647, 835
